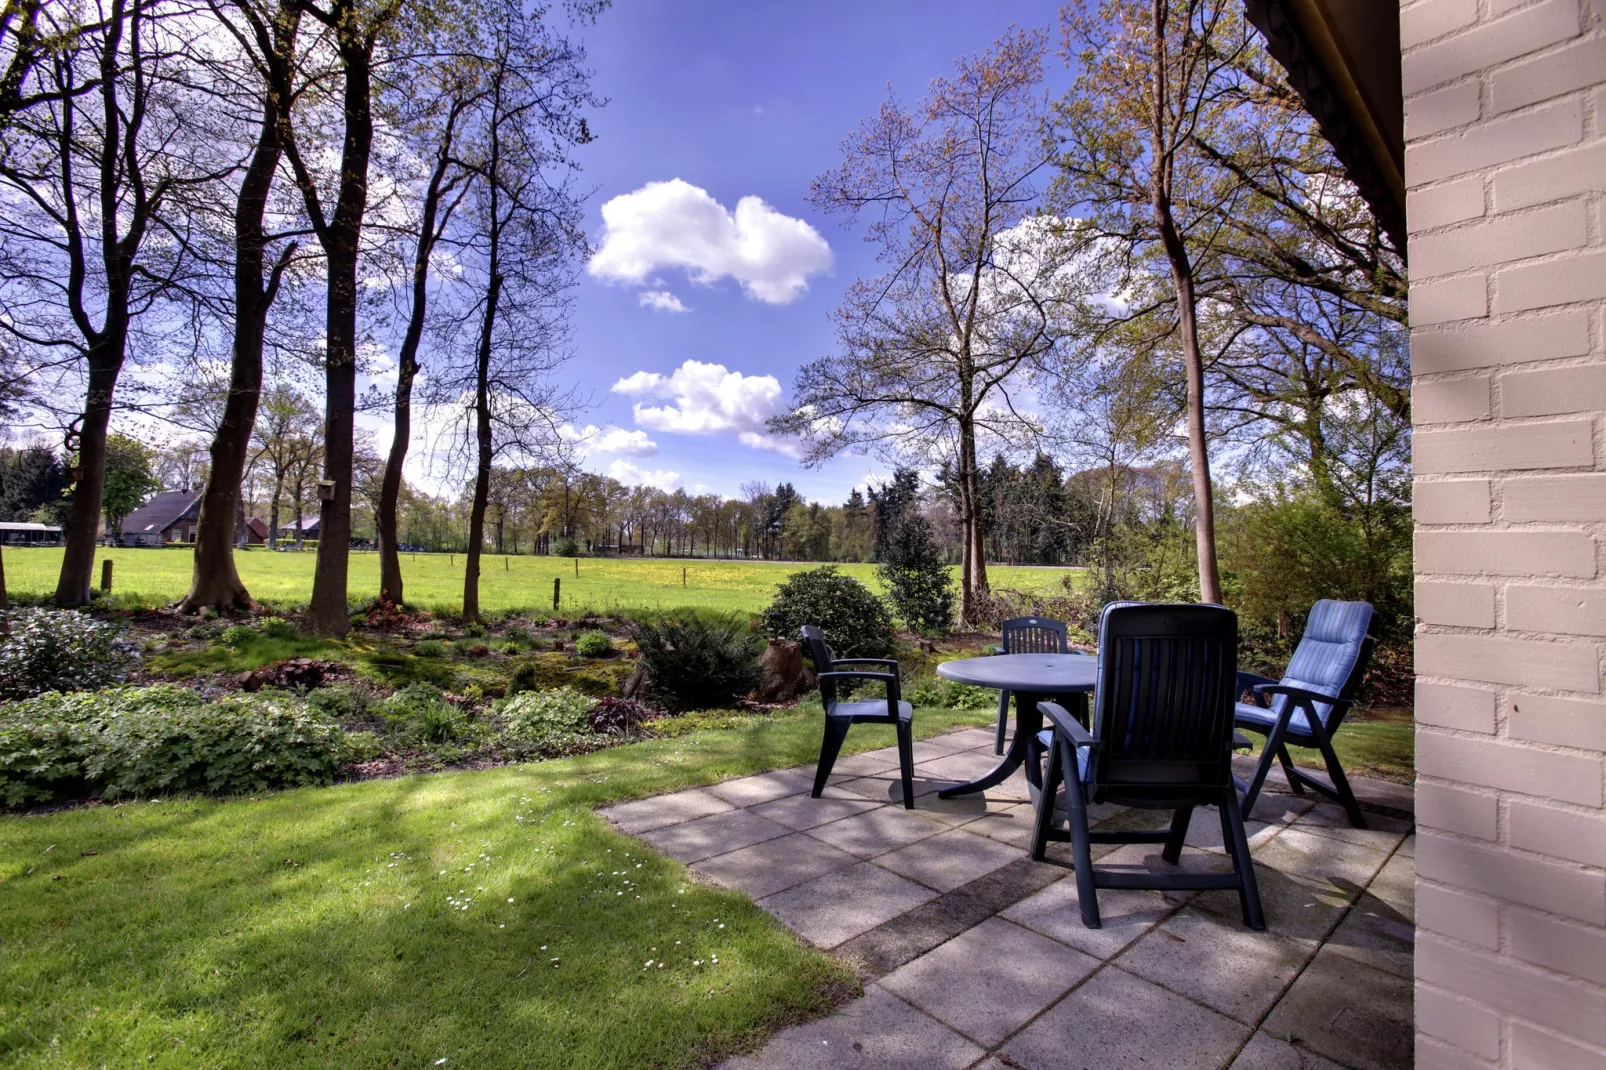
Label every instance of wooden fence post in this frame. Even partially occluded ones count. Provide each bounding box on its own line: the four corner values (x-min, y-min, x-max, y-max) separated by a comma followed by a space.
100, 559, 114, 594
553, 577, 560, 611
0, 541, 8, 635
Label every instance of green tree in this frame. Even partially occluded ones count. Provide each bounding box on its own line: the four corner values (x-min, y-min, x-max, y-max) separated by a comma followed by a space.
877, 507, 954, 635
100, 435, 160, 539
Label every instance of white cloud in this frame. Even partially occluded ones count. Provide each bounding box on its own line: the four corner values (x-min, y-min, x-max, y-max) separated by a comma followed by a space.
588, 179, 832, 304
637, 290, 689, 313
608, 459, 681, 491
611, 370, 664, 396
611, 359, 800, 456
592, 427, 658, 456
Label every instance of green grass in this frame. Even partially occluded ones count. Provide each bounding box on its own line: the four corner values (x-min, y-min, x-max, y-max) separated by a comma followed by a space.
1, 548, 1083, 617
0, 704, 996, 1068
1243, 712, 1414, 786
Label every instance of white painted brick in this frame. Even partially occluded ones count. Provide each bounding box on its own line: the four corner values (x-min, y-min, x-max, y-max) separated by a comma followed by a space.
1510, 692, 1606, 750
1509, 799, 1606, 867
1418, 730, 1603, 803
1511, 1023, 1606, 1070
1416, 983, 1502, 1060
1414, 420, 1594, 474
1403, 0, 1582, 96
1411, 201, 1586, 279
1417, 837, 1606, 925
1406, 97, 1582, 186
1500, 364, 1606, 417
1408, 79, 1483, 140
1416, 630, 1600, 690
1491, 34, 1606, 114
1412, 275, 1490, 328
1510, 909, 1606, 985
1415, 530, 1598, 579
1416, 1034, 1495, 1070
1409, 174, 1487, 229
1417, 581, 1497, 627
1502, 474, 1606, 521
1494, 248, 1606, 314
1417, 882, 1501, 948
1414, 375, 1491, 422
1415, 479, 1492, 523
1418, 778, 1499, 837
1401, 0, 1479, 51
1506, 584, 1606, 636
1417, 680, 1497, 732
1494, 138, 1606, 210
1411, 310, 1591, 373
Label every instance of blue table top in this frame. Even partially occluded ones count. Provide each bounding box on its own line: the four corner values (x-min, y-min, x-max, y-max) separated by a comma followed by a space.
935, 652, 1097, 692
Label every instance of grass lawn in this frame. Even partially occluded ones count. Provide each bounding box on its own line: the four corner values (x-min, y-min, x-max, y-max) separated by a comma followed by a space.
1, 547, 1083, 617
0, 704, 996, 1069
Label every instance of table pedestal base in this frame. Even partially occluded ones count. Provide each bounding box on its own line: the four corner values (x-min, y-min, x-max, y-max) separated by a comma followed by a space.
938, 691, 1089, 799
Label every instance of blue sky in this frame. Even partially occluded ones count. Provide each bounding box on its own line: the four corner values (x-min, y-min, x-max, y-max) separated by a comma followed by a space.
561, 0, 1067, 504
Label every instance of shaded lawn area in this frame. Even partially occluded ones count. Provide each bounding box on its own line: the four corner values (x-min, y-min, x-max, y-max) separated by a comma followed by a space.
1244, 707, 1414, 785
0, 705, 993, 1069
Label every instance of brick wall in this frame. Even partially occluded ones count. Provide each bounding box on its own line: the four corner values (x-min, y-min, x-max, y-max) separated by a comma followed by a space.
1403, 0, 1606, 1066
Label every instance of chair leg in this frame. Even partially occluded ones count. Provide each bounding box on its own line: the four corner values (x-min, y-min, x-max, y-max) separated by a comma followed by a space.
1275, 746, 1304, 794
811, 718, 852, 798
1222, 787, 1266, 931
895, 719, 915, 810
1059, 736, 1100, 929
995, 689, 1010, 755
1240, 710, 1294, 819
1030, 732, 1064, 862
1315, 730, 1367, 829
1161, 806, 1193, 865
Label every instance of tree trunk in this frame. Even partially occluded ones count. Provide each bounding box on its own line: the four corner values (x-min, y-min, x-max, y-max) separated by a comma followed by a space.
954, 415, 990, 626
268, 477, 282, 550
56, 350, 122, 605
462, 266, 502, 622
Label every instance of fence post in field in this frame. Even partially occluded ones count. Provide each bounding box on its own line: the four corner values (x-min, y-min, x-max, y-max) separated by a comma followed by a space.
553, 577, 560, 611
682, 567, 687, 587
100, 559, 113, 595
574, 557, 578, 578
0, 541, 8, 635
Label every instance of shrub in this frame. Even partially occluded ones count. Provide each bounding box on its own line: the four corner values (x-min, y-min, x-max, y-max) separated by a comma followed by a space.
760, 566, 893, 658
574, 630, 613, 658
877, 512, 954, 635
0, 609, 139, 700
414, 640, 446, 658
630, 612, 759, 713
905, 675, 995, 710
305, 683, 371, 721
220, 624, 255, 649
551, 536, 579, 558
258, 616, 297, 641
502, 626, 532, 644
587, 697, 655, 736
496, 687, 595, 756
462, 643, 490, 659
0, 719, 91, 807
506, 660, 542, 695
183, 621, 223, 641
381, 684, 464, 744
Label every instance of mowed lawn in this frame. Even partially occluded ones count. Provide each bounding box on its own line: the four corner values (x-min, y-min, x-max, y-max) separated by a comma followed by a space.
2, 547, 1083, 616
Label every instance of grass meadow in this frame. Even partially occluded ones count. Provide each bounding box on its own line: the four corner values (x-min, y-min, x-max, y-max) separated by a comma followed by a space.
0, 546, 1084, 617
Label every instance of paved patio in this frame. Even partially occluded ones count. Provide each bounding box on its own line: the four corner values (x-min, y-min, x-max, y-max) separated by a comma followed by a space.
600, 726, 1415, 1070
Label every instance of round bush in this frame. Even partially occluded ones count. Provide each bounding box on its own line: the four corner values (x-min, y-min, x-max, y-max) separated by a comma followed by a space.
760, 566, 893, 658
220, 625, 254, 649
574, 630, 613, 658
629, 612, 759, 714
258, 616, 298, 641
551, 536, 579, 558
495, 687, 596, 757
0, 609, 139, 700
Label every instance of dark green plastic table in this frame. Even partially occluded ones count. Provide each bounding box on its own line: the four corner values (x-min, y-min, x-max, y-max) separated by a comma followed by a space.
935, 653, 1097, 798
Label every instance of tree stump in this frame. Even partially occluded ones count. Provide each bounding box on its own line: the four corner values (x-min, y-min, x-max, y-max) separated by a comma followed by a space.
750, 638, 814, 703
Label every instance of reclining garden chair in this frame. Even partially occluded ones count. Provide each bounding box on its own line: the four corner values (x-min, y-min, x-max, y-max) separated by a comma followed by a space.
1234, 599, 1376, 828
1031, 602, 1264, 930
800, 625, 915, 809
989, 616, 1087, 755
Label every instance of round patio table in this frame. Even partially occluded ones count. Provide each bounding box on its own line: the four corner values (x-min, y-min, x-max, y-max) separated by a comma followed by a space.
935, 653, 1098, 799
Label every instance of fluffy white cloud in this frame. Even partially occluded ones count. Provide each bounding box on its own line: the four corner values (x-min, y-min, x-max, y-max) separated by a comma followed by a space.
610, 359, 800, 455
637, 290, 688, 313
608, 459, 681, 491
588, 179, 832, 304
592, 427, 658, 456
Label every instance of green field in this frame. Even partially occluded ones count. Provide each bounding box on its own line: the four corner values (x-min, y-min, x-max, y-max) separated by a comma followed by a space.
1, 547, 1082, 617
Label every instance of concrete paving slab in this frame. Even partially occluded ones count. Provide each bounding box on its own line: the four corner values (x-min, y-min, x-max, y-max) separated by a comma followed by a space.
716, 985, 984, 1070
999, 965, 1251, 1070
878, 917, 1100, 1047
829, 747, 903, 776
1193, 863, 1354, 942
964, 805, 1039, 850
829, 773, 943, 805
641, 809, 793, 864
805, 805, 944, 858
1325, 852, 1414, 979
1291, 803, 1414, 852
1260, 948, 1414, 1070
706, 769, 817, 807
1230, 1030, 1347, 1070
1395, 834, 1414, 858
906, 792, 1021, 828
1239, 792, 1318, 828
914, 749, 1011, 783
692, 832, 859, 899
1254, 827, 1392, 891
757, 861, 938, 948
914, 731, 982, 754
1117, 908, 1317, 1024
599, 788, 733, 834
750, 793, 883, 831
933, 727, 998, 751
1002, 880, 1177, 960
871, 828, 1025, 893
1177, 808, 1279, 853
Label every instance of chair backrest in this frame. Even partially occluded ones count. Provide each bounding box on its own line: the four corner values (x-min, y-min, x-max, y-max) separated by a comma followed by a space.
1279, 600, 1376, 729
1088, 602, 1239, 805
1000, 616, 1069, 655
799, 625, 839, 705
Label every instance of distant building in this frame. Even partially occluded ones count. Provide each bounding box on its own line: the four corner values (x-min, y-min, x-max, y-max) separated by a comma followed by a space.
278, 516, 320, 539
244, 517, 270, 545
119, 490, 201, 547
0, 521, 63, 546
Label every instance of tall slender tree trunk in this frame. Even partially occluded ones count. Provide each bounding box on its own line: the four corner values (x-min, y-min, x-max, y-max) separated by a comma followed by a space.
462, 272, 501, 622
56, 349, 122, 604
955, 411, 989, 626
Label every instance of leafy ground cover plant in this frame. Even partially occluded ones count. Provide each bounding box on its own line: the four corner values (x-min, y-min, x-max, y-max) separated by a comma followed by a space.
0, 609, 139, 700
631, 613, 759, 713
760, 566, 893, 658
575, 629, 613, 657
382, 684, 472, 745
588, 697, 655, 736
495, 687, 598, 757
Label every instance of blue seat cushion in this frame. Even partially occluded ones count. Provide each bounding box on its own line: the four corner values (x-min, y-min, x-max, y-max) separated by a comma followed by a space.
829, 699, 913, 721
1234, 701, 1320, 742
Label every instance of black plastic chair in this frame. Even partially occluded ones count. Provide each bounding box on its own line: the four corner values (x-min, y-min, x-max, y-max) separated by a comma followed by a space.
800, 625, 915, 809
990, 616, 1080, 755
1030, 602, 1264, 930
1235, 600, 1377, 828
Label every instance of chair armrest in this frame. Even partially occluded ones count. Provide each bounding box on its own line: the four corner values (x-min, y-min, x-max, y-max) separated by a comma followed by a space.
831, 658, 900, 670
1253, 682, 1345, 708
817, 670, 902, 703
1236, 671, 1277, 706
1038, 701, 1093, 747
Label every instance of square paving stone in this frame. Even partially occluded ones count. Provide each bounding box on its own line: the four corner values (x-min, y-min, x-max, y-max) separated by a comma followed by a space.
716, 985, 983, 1070
1002, 880, 1177, 960
965, 804, 1040, 849
1117, 907, 1317, 1023
829, 774, 943, 806
599, 788, 733, 834
908, 792, 1020, 828
1193, 863, 1354, 942
871, 828, 1025, 892
913, 749, 1004, 783
1291, 803, 1414, 852
1325, 852, 1414, 979
756, 861, 939, 948
934, 727, 999, 750
693, 832, 858, 899
1176, 807, 1279, 854
1253, 828, 1392, 898
914, 731, 982, 754
878, 917, 1100, 1047
641, 809, 793, 864
805, 806, 944, 857
1240, 793, 1317, 828
829, 748, 903, 776
1000, 965, 1250, 1070
706, 769, 817, 807
750, 794, 883, 831
1260, 948, 1413, 1070
1230, 1030, 1347, 1070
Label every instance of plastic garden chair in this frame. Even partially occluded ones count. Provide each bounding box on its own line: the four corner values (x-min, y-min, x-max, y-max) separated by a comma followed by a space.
1030, 601, 1264, 930
990, 616, 1084, 755
1235, 600, 1376, 828
799, 625, 915, 809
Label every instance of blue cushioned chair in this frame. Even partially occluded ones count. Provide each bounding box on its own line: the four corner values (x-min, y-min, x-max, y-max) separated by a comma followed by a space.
1030, 602, 1264, 930
1235, 600, 1376, 828
800, 625, 915, 808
